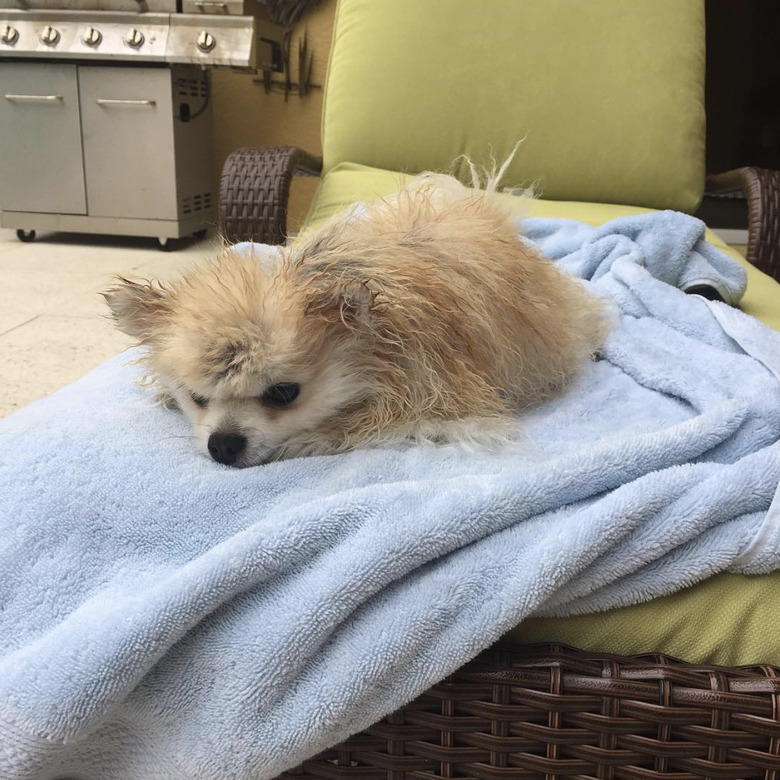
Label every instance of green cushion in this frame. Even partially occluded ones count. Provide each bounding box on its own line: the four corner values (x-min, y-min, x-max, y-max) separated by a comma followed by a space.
507, 571, 780, 666
303, 162, 780, 665
323, 0, 706, 212
513, 572, 780, 667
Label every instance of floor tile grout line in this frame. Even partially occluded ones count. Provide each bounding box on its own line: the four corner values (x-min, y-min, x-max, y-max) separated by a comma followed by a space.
0, 315, 40, 338
0, 313, 116, 338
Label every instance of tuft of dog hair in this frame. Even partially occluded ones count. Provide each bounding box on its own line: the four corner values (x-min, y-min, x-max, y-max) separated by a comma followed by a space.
103, 168, 612, 466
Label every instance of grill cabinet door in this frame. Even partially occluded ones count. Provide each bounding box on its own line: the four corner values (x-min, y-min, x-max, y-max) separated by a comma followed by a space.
0, 63, 87, 215
79, 66, 178, 220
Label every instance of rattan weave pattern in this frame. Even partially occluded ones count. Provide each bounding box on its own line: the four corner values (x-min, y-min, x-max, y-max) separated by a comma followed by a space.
276, 644, 780, 780
706, 167, 780, 283
219, 146, 322, 244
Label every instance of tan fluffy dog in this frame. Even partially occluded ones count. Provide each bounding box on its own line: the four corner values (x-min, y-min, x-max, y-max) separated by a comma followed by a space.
104, 174, 611, 466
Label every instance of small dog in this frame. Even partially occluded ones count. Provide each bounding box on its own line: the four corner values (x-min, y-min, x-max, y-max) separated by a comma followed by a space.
104, 172, 611, 467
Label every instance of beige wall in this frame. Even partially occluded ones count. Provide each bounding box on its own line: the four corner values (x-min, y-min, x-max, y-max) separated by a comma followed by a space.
211, 0, 337, 234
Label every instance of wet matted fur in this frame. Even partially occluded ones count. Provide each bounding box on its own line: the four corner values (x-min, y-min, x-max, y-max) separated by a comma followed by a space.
104, 174, 612, 466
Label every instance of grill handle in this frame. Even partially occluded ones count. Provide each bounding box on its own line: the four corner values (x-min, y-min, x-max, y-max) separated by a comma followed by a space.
4, 94, 63, 103
194, 2, 229, 7
96, 99, 157, 107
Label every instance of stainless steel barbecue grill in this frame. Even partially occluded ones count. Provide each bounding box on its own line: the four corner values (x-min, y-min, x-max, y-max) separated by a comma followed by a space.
0, 0, 270, 248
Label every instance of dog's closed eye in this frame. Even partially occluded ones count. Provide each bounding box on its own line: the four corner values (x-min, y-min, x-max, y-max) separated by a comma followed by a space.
190, 392, 209, 408
260, 383, 301, 408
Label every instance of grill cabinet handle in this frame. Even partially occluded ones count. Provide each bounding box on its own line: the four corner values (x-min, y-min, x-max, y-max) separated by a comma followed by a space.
95, 99, 157, 107
194, 2, 228, 7
4, 94, 63, 103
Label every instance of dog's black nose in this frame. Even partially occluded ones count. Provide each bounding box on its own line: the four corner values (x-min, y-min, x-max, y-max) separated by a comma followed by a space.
208, 432, 247, 466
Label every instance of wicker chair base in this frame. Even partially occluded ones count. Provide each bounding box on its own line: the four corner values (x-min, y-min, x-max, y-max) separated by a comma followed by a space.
276, 643, 780, 780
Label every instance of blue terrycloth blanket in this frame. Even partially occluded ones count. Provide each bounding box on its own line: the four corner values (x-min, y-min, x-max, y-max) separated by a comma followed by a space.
1, 211, 779, 779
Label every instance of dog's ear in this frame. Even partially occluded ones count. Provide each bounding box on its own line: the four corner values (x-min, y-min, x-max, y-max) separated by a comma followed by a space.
306, 281, 376, 327
102, 276, 174, 341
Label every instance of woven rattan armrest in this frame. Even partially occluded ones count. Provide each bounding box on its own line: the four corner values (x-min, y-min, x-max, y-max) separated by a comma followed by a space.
706, 167, 780, 282
278, 643, 780, 779
219, 146, 323, 245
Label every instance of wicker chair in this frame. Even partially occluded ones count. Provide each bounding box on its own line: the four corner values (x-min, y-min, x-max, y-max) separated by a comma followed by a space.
219, 147, 780, 780
219, 2, 780, 776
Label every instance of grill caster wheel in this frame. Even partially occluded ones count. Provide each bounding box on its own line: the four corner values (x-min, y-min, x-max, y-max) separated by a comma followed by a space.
194, 229, 207, 240
17, 229, 36, 243
157, 237, 174, 252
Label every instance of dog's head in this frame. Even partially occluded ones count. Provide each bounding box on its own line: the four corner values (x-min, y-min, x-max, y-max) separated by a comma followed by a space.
103, 245, 376, 466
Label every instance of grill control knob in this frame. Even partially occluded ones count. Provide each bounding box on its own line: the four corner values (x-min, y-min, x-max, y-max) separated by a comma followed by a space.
196, 30, 216, 52
1, 25, 19, 45
82, 27, 102, 47
39, 26, 60, 46
125, 28, 145, 49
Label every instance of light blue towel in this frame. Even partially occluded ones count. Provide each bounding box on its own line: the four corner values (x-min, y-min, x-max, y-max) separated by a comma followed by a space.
0, 211, 778, 779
